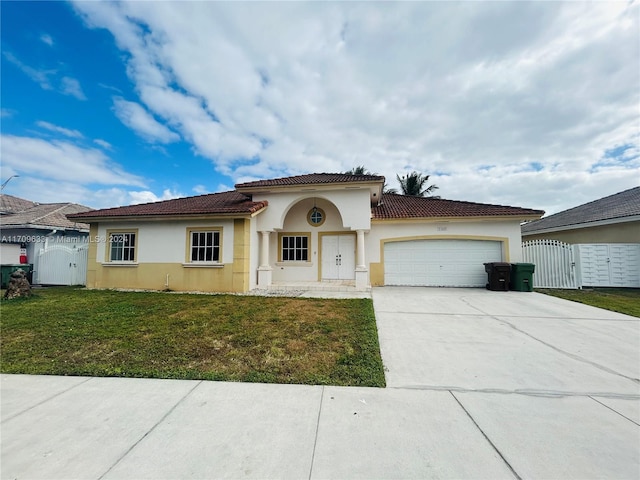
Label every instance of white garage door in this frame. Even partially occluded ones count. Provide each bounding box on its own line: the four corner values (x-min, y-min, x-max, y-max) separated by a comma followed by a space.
384, 239, 503, 287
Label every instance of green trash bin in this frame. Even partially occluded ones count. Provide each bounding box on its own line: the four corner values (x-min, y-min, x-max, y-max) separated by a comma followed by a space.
1, 264, 33, 289
510, 263, 535, 292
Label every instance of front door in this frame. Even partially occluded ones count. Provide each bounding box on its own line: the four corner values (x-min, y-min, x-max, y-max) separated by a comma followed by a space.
322, 235, 355, 280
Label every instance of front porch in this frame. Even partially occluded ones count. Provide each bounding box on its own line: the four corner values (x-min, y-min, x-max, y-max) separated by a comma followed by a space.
255, 195, 371, 291
256, 280, 372, 298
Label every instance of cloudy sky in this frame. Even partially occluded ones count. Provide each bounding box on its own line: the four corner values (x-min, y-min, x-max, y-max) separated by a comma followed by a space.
1, 1, 638, 216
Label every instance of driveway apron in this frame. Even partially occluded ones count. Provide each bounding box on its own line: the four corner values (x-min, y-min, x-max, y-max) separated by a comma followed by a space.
372, 286, 640, 479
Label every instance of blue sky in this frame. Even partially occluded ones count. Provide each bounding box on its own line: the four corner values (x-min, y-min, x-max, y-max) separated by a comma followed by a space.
1, 1, 638, 215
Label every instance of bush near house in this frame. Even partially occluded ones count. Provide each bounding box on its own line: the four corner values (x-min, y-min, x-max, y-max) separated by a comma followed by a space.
0, 287, 386, 387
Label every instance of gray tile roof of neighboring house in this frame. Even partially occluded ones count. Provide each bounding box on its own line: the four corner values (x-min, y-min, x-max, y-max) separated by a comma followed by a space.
235, 173, 385, 189
68, 191, 268, 219
521, 186, 640, 233
373, 194, 544, 219
0, 194, 37, 214
0, 199, 92, 231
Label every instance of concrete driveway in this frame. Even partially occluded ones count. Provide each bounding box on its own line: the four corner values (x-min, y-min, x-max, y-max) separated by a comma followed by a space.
2, 287, 639, 479
374, 287, 640, 478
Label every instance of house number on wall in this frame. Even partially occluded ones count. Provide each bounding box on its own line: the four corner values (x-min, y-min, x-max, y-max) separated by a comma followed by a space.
437, 226, 447, 231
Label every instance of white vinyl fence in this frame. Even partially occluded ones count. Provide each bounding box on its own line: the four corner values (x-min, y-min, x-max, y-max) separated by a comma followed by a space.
522, 240, 578, 289
35, 243, 88, 286
522, 240, 640, 289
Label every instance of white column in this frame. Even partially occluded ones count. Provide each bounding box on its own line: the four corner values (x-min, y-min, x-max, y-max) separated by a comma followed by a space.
355, 229, 368, 290
260, 231, 271, 268
258, 231, 273, 288
356, 229, 366, 269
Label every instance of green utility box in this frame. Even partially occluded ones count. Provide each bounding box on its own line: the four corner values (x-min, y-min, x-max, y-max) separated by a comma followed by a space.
1, 264, 33, 289
510, 263, 535, 292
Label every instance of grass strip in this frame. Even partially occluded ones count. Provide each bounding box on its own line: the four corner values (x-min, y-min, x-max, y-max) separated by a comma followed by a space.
537, 287, 640, 318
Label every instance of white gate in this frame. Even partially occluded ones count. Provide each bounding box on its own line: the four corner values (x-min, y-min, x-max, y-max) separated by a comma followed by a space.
522, 240, 578, 289
522, 240, 640, 289
35, 244, 88, 285
577, 244, 640, 288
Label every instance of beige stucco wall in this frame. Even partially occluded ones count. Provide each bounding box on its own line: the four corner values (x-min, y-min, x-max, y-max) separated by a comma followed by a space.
248, 214, 259, 289
366, 218, 524, 286
268, 197, 353, 282
523, 221, 640, 244
84, 197, 531, 291
254, 189, 372, 231
94, 219, 236, 264
86, 217, 253, 293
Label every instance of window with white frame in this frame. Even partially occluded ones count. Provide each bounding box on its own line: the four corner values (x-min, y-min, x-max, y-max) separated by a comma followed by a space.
281, 234, 309, 261
109, 232, 136, 262
190, 230, 220, 262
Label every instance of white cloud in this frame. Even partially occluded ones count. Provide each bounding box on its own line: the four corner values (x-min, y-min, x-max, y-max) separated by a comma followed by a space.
192, 184, 209, 195
0, 178, 177, 210
128, 188, 182, 205
3, 52, 87, 101
0, 176, 102, 208
72, 1, 639, 215
112, 96, 180, 144
1, 108, 15, 118
40, 33, 54, 46
60, 76, 87, 100
0, 134, 145, 188
36, 121, 84, 139
93, 138, 113, 150
3, 51, 56, 90
98, 82, 123, 94
215, 183, 233, 193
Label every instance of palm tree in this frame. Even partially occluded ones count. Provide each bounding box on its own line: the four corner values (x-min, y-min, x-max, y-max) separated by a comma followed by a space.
344, 166, 398, 193
396, 171, 439, 197
344, 165, 373, 175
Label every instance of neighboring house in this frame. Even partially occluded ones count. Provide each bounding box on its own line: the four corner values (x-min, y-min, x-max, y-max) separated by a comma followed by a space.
521, 187, 640, 289
1, 194, 93, 284
521, 187, 640, 243
68, 173, 543, 292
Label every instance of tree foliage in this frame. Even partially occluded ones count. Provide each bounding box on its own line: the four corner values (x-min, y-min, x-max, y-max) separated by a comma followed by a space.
344, 165, 373, 175
396, 171, 439, 197
343, 166, 438, 197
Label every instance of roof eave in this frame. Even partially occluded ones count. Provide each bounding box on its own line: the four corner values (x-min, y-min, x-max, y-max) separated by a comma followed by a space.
236, 179, 385, 194
373, 213, 543, 222
0, 223, 90, 232
522, 214, 640, 236
67, 211, 261, 223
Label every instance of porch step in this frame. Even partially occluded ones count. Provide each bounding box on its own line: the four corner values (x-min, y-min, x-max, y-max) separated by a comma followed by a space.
267, 281, 370, 292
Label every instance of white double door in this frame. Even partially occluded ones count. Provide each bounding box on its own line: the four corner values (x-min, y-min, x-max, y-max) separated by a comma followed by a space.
321, 234, 355, 280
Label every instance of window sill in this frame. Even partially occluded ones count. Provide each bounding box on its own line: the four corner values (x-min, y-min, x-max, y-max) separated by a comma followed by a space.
275, 262, 313, 267
182, 263, 224, 268
103, 262, 138, 267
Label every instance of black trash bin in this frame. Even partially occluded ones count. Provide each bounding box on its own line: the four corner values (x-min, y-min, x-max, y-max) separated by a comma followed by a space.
484, 262, 511, 291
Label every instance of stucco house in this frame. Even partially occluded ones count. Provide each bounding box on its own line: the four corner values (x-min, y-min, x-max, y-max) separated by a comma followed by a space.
68, 173, 544, 292
521, 187, 640, 244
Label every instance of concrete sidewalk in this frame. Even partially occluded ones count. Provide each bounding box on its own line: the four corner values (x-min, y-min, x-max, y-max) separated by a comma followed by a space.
2, 375, 515, 479
2, 287, 639, 479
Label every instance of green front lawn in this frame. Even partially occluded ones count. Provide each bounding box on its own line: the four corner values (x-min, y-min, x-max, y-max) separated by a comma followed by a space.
537, 288, 640, 318
0, 287, 386, 387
